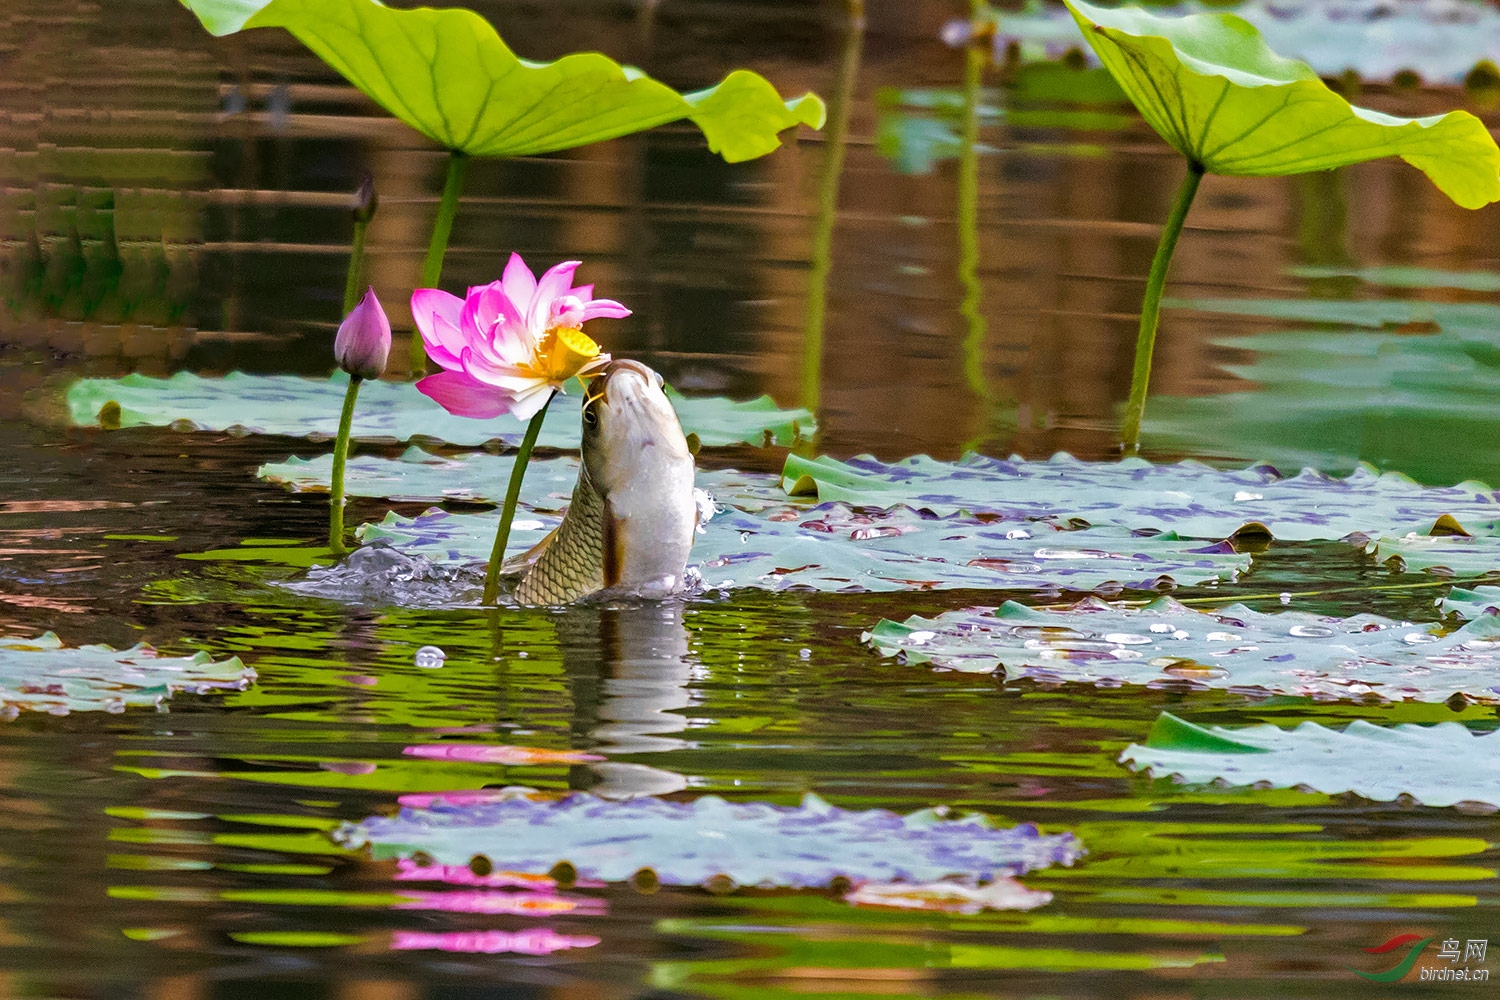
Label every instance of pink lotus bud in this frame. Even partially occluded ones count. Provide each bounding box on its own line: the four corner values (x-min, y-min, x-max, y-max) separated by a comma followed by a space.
335, 287, 391, 379
549, 294, 586, 329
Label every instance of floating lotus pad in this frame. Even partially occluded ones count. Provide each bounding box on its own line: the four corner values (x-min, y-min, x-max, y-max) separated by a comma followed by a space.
783, 452, 1500, 541
260, 448, 781, 510
1121, 712, 1500, 808
1365, 532, 1500, 576
1441, 586, 1500, 620
66, 372, 813, 449
1148, 331, 1500, 486
335, 790, 1083, 888
355, 503, 1250, 597
265, 446, 1500, 543
0, 633, 252, 715
863, 597, 1500, 703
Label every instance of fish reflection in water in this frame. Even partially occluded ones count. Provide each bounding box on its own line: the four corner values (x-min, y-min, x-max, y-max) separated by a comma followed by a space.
549, 601, 695, 798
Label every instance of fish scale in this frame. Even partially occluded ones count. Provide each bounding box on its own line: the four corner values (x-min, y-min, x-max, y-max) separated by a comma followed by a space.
513, 466, 607, 605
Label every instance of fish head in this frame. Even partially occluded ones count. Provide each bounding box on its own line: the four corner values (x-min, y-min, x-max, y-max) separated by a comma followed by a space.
580, 358, 693, 498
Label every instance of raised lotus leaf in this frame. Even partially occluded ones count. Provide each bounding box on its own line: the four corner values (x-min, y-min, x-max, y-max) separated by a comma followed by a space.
67, 372, 812, 449
1440, 585, 1500, 620
0, 633, 252, 715
178, 0, 824, 162
1121, 712, 1500, 808
782, 452, 1500, 541
966, 0, 1500, 85
1065, 0, 1500, 207
863, 597, 1500, 703
354, 501, 1250, 598
335, 789, 1084, 887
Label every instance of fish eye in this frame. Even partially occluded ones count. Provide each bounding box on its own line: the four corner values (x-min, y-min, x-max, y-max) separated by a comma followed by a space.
653, 371, 664, 388
582, 406, 598, 426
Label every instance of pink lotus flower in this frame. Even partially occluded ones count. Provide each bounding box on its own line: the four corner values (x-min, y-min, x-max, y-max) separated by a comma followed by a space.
411, 254, 629, 421
334, 286, 391, 380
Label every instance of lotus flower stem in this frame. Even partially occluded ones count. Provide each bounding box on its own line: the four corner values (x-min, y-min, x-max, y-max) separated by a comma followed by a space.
412, 150, 470, 374
957, 36, 987, 406
1121, 160, 1203, 452
482, 390, 557, 605
342, 218, 370, 316
343, 174, 378, 315
328, 375, 364, 555
800, 2, 863, 413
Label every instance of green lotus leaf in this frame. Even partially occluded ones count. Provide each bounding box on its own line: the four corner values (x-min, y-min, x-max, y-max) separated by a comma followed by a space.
1122, 715, 1500, 808
177, 0, 825, 162
1146, 303, 1500, 484
863, 597, 1500, 703
347, 497, 1249, 598
259, 447, 778, 508
1064, 0, 1500, 207
0, 633, 251, 715
778, 452, 1500, 542
65, 372, 813, 449
1441, 585, 1500, 620
336, 790, 1083, 887
1364, 531, 1500, 577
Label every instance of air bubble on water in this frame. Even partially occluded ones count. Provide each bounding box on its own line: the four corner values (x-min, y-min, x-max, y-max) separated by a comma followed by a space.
799, 648, 811, 660
415, 645, 446, 669
1005, 529, 1031, 540
1206, 631, 1241, 642
518, 651, 529, 659
1288, 624, 1334, 638
740, 532, 749, 544
1279, 592, 1292, 605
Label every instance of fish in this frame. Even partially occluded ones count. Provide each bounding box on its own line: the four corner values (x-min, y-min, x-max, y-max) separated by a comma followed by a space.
508, 359, 698, 605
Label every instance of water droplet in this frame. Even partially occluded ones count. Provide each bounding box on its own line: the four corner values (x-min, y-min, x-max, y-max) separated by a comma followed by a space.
1005, 529, 1032, 540
1206, 631, 1241, 642
517, 651, 528, 659
1103, 633, 1152, 645
1149, 623, 1173, 634
1288, 625, 1334, 638
1403, 632, 1439, 644
1279, 592, 1292, 605
1171, 630, 1190, 640
799, 648, 812, 660
414, 645, 446, 669
907, 630, 935, 645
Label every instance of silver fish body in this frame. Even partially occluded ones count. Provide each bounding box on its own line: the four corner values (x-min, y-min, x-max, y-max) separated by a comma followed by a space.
511, 359, 697, 605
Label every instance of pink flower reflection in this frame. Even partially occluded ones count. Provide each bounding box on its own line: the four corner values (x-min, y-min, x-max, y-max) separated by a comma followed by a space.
392, 928, 601, 955
395, 858, 556, 889
393, 858, 606, 891
402, 744, 605, 765
394, 889, 605, 916
398, 789, 517, 808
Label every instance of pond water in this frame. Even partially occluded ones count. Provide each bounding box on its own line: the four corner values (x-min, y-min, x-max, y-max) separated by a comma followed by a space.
3, 0, 1500, 996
